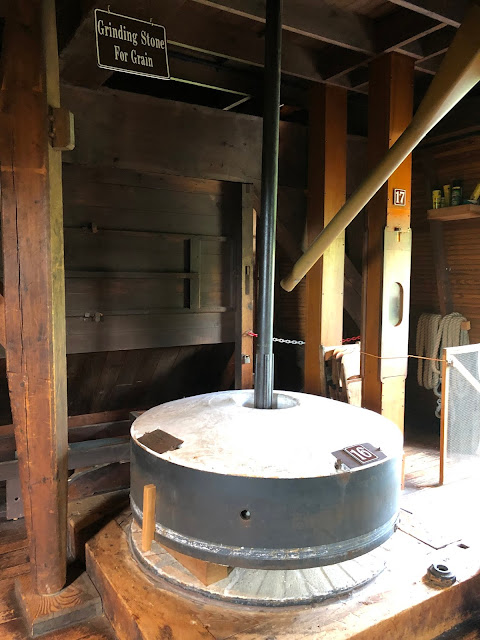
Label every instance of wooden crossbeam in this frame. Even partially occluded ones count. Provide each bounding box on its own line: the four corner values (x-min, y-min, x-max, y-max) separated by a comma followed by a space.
401, 26, 456, 60
376, 9, 445, 52
191, 0, 375, 54
60, 2, 324, 89
416, 52, 445, 74
59, 0, 462, 93
387, 0, 468, 28
297, 11, 452, 85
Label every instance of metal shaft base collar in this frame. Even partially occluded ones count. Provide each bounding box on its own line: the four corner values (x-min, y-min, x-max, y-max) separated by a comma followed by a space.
426, 563, 456, 588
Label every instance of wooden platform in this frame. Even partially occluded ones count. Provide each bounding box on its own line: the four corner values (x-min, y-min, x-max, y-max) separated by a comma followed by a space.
86, 512, 480, 640
0, 440, 479, 639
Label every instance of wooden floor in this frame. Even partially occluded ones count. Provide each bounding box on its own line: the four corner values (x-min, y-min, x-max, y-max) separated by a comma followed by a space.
0, 435, 478, 639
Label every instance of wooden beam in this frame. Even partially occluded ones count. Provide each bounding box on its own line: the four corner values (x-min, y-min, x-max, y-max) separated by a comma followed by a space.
319, 13, 451, 84
416, 52, 445, 74
0, 0, 69, 594
387, 0, 467, 28
0, 295, 5, 348
60, 4, 325, 89
304, 85, 347, 395
235, 184, 254, 390
319, 49, 370, 81
400, 26, 456, 61
190, 0, 375, 54
159, 543, 232, 586
344, 256, 362, 329
376, 9, 445, 53
361, 53, 414, 432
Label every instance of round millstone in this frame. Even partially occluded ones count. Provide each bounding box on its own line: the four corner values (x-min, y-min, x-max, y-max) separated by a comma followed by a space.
130, 390, 403, 569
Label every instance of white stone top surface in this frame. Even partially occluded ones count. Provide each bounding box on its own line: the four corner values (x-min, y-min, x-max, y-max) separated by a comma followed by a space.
131, 390, 403, 479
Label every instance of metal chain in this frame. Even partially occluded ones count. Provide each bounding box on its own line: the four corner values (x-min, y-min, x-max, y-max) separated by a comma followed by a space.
247, 331, 360, 347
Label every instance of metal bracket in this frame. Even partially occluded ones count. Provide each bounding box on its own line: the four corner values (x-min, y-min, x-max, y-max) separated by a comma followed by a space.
49, 106, 75, 151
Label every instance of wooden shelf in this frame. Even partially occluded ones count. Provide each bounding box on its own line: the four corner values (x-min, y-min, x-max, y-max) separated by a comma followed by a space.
428, 203, 480, 221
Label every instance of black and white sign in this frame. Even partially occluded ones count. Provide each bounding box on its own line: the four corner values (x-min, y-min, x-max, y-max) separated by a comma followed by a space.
332, 442, 386, 469
343, 444, 379, 465
95, 9, 170, 80
393, 188, 407, 206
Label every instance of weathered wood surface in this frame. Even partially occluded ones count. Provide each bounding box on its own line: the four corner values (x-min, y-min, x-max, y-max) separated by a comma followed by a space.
87, 515, 480, 640
0, 555, 115, 640
66, 344, 233, 416
160, 544, 232, 587
67, 462, 130, 501
86, 520, 214, 640
304, 84, 347, 395
15, 571, 102, 637
235, 184, 254, 389
361, 52, 414, 432
427, 203, 480, 221
61, 85, 307, 189
67, 491, 130, 562
60, 164, 238, 353
0, 0, 69, 594
411, 134, 480, 344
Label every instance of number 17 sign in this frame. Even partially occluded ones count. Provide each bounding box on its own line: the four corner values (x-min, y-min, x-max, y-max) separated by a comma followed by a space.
393, 188, 407, 206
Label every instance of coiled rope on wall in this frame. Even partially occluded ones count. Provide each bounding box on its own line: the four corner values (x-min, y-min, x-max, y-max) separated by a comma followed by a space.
416, 312, 469, 417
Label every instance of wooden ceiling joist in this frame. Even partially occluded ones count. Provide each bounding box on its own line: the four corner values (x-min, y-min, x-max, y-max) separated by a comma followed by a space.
59, 0, 467, 99
387, 0, 468, 28
190, 0, 375, 54
400, 26, 456, 60
376, 9, 445, 53
60, 7, 322, 92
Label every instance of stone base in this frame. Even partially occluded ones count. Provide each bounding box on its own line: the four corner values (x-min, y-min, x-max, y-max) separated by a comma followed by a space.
129, 519, 385, 606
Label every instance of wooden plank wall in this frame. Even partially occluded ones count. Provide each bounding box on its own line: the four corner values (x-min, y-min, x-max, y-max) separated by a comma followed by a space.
411, 134, 480, 344
0, 85, 307, 419
62, 165, 238, 353
407, 130, 480, 432
66, 344, 233, 416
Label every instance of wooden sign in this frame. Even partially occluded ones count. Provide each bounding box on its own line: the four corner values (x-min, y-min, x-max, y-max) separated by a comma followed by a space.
95, 9, 170, 80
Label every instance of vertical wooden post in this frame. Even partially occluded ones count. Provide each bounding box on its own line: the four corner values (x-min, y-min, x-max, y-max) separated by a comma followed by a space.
0, 0, 68, 594
142, 484, 157, 552
235, 184, 255, 389
439, 349, 449, 485
304, 85, 347, 394
361, 53, 414, 431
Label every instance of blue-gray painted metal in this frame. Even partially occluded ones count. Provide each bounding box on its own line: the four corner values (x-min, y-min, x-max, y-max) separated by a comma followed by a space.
131, 440, 401, 569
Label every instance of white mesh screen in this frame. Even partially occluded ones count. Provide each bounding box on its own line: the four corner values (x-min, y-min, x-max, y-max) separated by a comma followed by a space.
444, 345, 480, 479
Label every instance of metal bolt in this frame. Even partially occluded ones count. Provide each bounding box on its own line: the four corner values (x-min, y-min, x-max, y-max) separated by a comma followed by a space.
426, 563, 456, 588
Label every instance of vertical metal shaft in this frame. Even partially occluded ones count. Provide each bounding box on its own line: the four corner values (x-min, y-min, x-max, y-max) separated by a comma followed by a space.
254, 0, 282, 409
